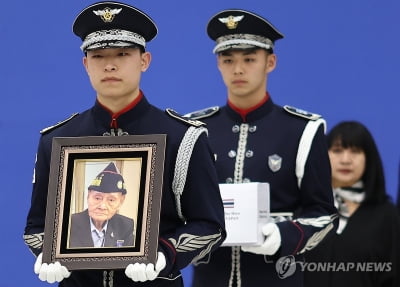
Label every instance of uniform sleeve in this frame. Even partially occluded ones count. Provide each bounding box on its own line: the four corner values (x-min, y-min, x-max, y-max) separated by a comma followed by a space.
158, 132, 226, 275
23, 136, 51, 256
277, 124, 338, 256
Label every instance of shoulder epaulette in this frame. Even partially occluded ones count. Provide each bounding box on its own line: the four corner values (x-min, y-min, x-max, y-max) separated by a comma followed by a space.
165, 108, 205, 127
40, 113, 79, 134
283, 105, 321, 121
184, 106, 220, 120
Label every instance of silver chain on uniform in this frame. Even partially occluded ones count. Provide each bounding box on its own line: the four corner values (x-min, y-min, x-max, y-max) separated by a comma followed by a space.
103, 128, 129, 136
229, 123, 249, 287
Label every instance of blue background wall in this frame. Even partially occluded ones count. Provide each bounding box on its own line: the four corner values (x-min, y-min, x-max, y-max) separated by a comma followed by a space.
1, 1, 399, 286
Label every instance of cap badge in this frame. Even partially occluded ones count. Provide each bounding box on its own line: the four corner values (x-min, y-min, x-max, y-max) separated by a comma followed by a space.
91, 174, 103, 187
93, 7, 122, 23
218, 15, 244, 29
117, 180, 124, 190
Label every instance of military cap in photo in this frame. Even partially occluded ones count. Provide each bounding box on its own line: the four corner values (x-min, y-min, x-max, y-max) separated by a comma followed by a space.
88, 162, 127, 194
72, 1, 157, 52
207, 9, 284, 53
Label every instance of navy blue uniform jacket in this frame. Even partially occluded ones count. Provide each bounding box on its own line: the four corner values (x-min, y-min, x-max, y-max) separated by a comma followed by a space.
190, 97, 337, 287
24, 94, 226, 287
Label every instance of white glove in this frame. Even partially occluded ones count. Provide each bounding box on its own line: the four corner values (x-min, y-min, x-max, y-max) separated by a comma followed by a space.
34, 253, 71, 284
241, 223, 281, 255
125, 252, 166, 282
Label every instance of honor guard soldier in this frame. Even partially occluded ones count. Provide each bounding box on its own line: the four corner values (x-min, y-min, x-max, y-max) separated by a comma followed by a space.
186, 9, 338, 287
23, 2, 226, 286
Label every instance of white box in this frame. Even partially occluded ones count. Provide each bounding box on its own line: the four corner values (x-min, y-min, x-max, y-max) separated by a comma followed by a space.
219, 182, 270, 246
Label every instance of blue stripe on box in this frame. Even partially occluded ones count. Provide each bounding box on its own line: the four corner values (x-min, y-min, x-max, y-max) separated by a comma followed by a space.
223, 199, 234, 208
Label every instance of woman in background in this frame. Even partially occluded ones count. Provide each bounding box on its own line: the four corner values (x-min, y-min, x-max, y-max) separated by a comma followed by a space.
304, 121, 400, 287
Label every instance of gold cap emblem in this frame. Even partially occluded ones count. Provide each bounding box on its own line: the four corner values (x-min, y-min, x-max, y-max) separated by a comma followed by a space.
90, 174, 103, 187
93, 7, 122, 23
218, 15, 244, 29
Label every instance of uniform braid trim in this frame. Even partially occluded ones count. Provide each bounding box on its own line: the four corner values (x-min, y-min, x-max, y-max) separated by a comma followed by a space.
172, 126, 208, 222
23, 232, 44, 251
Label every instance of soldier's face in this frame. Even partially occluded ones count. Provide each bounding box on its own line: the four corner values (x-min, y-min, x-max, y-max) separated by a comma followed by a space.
87, 190, 125, 224
217, 49, 276, 102
83, 47, 151, 105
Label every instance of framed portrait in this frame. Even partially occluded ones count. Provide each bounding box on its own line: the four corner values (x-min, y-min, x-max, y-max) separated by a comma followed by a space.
42, 135, 166, 270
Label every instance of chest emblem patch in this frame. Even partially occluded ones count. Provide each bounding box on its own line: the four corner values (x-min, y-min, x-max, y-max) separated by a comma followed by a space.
268, 154, 282, 172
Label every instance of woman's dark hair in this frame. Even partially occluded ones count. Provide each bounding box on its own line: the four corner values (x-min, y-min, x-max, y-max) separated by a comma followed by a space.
326, 121, 388, 204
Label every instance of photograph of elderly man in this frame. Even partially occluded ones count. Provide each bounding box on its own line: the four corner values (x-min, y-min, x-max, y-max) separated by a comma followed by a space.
69, 162, 134, 248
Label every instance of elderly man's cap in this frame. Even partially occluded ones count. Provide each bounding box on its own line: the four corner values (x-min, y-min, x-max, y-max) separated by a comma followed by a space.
72, 1, 157, 52
88, 162, 127, 194
207, 9, 284, 54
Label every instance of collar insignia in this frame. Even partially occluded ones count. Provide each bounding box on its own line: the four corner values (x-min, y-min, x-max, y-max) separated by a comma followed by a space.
218, 15, 244, 29
93, 7, 122, 23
